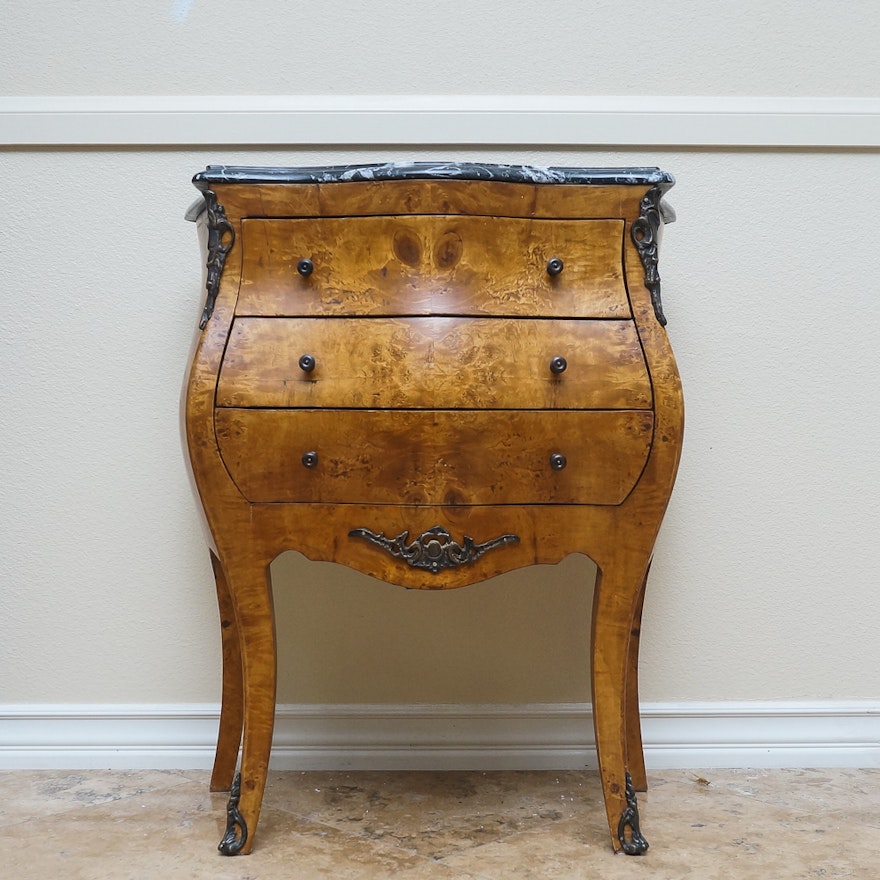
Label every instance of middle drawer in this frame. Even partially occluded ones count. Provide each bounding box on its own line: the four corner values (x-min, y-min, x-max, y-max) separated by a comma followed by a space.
216, 317, 651, 410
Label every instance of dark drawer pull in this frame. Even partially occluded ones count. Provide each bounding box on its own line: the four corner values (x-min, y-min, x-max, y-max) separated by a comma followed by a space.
549, 356, 568, 374
550, 452, 567, 470
301, 451, 319, 468
298, 354, 316, 373
349, 524, 520, 574
296, 258, 314, 277
546, 257, 564, 276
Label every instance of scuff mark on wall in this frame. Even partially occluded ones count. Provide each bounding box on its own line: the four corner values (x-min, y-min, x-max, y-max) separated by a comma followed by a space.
171, 0, 194, 24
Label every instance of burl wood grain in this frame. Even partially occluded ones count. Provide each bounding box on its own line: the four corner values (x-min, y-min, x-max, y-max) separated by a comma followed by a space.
237, 216, 629, 318
211, 180, 647, 225
214, 408, 653, 505
217, 317, 651, 410
183, 174, 684, 856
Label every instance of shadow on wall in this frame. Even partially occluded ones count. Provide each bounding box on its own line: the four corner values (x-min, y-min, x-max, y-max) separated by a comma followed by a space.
270, 550, 597, 705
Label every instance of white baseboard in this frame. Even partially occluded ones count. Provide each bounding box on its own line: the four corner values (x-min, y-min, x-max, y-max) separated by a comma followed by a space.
1, 702, 877, 771
2, 95, 879, 147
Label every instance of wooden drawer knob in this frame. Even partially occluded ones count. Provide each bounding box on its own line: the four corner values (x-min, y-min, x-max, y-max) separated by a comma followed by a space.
546, 257, 564, 276
301, 451, 319, 468
550, 452, 567, 471
549, 356, 568, 374
298, 354, 316, 373
296, 258, 314, 277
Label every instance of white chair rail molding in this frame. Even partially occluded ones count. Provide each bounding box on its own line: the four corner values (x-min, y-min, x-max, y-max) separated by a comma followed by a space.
2, 94, 879, 147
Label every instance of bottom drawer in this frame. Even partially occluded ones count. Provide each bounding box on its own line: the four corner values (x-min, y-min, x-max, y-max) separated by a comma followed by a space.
215, 408, 653, 505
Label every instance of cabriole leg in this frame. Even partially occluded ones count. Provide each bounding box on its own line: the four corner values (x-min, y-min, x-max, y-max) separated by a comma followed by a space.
625, 563, 651, 792
217, 554, 277, 856
209, 552, 244, 792
592, 549, 651, 855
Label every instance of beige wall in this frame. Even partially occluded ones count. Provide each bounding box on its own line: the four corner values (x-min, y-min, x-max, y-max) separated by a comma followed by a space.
1, 2, 878, 711
3, 1, 877, 98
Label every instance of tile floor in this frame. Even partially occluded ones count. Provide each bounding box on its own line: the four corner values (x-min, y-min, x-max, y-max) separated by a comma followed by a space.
0, 767, 875, 879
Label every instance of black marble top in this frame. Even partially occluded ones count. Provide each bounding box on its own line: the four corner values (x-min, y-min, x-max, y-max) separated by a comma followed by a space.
193, 162, 674, 190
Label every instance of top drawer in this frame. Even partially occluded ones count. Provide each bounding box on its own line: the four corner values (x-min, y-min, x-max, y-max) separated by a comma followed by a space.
237, 215, 630, 318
